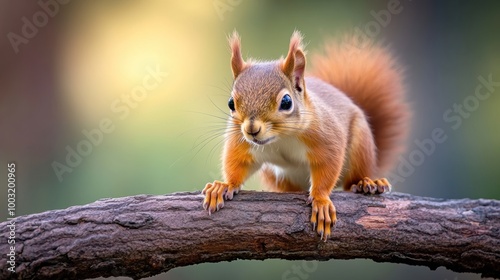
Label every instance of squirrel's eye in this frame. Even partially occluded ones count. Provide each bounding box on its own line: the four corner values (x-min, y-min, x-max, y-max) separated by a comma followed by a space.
279, 94, 293, 111
228, 97, 235, 111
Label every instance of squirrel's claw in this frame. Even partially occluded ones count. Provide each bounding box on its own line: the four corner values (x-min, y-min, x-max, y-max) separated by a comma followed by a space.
351, 177, 391, 194
309, 196, 337, 241
202, 180, 238, 214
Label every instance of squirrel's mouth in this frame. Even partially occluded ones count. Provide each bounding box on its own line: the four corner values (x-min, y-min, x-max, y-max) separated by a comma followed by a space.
251, 136, 275, 145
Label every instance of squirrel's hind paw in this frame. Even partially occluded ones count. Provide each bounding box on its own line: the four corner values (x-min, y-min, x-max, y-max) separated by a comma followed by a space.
350, 177, 391, 194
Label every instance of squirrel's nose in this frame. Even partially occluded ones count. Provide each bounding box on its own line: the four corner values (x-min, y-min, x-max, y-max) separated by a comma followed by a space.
243, 119, 265, 138
245, 126, 261, 137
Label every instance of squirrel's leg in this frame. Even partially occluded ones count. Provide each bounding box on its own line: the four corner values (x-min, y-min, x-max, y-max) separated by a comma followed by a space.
343, 117, 391, 194
202, 138, 257, 214
307, 161, 341, 241
304, 133, 345, 241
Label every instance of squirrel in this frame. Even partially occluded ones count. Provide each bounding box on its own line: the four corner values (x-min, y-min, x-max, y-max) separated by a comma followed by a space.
202, 30, 409, 241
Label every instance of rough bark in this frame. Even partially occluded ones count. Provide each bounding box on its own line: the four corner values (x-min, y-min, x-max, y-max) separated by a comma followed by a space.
0, 191, 499, 279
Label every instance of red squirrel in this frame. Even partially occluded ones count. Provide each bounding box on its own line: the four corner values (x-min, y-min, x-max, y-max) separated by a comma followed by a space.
202, 31, 409, 240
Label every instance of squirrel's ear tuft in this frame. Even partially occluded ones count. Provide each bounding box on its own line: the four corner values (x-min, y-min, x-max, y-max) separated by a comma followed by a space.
228, 30, 246, 79
282, 30, 306, 92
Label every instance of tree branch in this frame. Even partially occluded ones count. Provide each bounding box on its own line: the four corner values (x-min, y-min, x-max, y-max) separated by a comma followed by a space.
1, 191, 499, 279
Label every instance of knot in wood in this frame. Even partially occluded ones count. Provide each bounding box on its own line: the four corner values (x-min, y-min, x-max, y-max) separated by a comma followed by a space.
113, 212, 154, 229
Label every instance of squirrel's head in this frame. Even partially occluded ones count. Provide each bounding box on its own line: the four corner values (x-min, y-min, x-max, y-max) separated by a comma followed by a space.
226, 31, 310, 146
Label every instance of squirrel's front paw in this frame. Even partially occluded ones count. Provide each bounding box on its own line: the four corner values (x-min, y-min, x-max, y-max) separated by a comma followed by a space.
307, 196, 337, 241
350, 177, 391, 194
202, 180, 240, 215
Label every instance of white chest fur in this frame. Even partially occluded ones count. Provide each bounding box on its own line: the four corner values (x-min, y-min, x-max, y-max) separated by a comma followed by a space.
250, 136, 311, 189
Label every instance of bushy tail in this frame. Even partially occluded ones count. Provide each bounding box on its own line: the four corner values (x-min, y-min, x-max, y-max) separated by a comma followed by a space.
310, 35, 410, 173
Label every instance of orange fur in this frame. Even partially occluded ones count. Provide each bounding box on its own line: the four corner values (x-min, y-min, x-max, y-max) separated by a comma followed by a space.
222, 132, 254, 186
228, 30, 247, 78
310, 36, 409, 173
298, 112, 345, 196
281, 31, 305, 79
342, 114, 377, 189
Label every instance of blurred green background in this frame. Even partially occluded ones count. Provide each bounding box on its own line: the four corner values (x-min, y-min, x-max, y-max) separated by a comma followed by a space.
1, 0, 499, 279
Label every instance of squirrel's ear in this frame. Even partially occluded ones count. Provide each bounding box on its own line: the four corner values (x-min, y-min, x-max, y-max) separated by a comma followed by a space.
228, 31, 246, 79
282, 30, 306, 92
